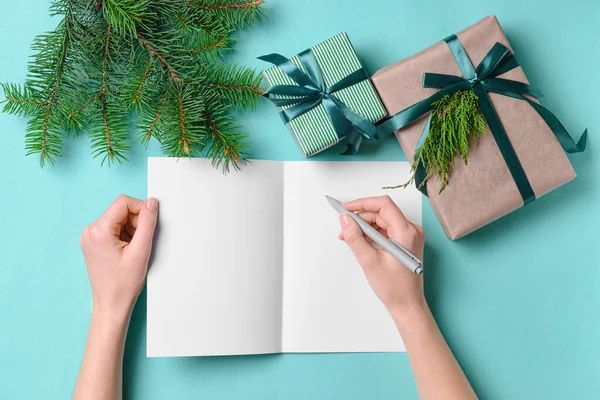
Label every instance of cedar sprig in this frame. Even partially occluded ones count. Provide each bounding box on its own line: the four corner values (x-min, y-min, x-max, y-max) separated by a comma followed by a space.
386, 90, 486, 194
1, 0, 266, 170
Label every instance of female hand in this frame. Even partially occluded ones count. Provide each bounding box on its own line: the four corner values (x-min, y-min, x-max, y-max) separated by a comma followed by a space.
339, 196, 477, 400
338, 195, 425, 316
80, 195, 158, 316
74, 195, 158, 400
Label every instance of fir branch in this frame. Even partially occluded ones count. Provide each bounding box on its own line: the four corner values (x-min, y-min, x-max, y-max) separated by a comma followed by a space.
133, 55, 154, 106
101, 0, 152, 37
36, 0, 74, 166
88, 23, 130, 165
158, 84, 205, 157
202, 109, 248, 171
177, 91, 191, 155
1, 83, 46, 117
67, 92, 100, 119
204, 112, 235, 160
197, 0, 264, 10
137, 33, 181, 83
205, 81, 263, 96
176, 13, 189, 29
200, 63, 263, 109
178, 25, 233, 62
100, 25, 117, 162
3, 0, 266, 167
5, 97, 45, 106
186, 40, 227, 55
142, 97, 166, 145
190, 0, 266, 30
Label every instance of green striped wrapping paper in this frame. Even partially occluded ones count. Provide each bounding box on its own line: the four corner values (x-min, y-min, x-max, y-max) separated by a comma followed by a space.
262, 33, 387, 157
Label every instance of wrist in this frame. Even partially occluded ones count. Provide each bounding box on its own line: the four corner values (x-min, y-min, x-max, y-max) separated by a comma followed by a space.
91, 301, 133, 331
387, 298, 431, 331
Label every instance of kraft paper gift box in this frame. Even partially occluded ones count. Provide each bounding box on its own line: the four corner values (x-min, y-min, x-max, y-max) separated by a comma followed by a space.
371, 16, 585, 240
261, 32, 387, 157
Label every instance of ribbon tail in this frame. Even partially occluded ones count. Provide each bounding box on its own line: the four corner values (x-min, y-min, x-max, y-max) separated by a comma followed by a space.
414, 153, 429, 197
341, 129, 363, 155
487, 53, 520, 78
524, 98, 587, 153
321, 97, 365, 155
413, 114, 433, 196
473, 86, 536, 205
328, 69, 370, 93
484, 89, 588, 153
328, 95, 378, 139
481, 78, 543, 99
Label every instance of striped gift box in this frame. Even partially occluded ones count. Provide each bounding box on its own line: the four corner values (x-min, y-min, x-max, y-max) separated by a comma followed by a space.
262, 33, 387, 157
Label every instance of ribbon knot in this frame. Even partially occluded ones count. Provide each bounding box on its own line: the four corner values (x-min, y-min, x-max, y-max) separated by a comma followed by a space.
259, 49, 379, 155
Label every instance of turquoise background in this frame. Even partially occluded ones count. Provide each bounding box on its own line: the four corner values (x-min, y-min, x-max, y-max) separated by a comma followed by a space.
0, 0, 598, 399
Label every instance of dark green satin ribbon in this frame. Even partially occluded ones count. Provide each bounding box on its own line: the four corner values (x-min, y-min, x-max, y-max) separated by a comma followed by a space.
376, 35, 587, 202
259, 50, 379, 155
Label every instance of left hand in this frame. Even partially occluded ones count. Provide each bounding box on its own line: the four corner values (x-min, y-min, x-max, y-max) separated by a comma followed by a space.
80, 195, 158, 316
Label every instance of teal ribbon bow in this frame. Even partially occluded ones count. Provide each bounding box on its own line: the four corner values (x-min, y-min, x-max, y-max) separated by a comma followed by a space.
259, 50, 379, 155
376, 34, 587, 202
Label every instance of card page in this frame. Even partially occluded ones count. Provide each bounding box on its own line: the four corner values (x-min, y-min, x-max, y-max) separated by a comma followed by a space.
147, 158, 285, 357
281, 161, 421, 353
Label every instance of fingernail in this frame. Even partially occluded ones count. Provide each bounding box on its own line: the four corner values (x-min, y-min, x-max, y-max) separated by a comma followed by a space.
339, 214, 348, 228
147, 197, 158, 211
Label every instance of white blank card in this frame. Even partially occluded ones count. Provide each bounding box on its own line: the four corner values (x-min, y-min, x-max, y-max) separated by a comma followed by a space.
147, 158, 421, 357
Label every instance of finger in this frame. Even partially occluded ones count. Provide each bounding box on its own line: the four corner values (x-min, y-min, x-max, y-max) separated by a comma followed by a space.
129, 198, 159, 258
339, 214, 379, 268
339, 224, 387, 243
376, 226, 388, 238
120, 230, 133, 243
123, 221, 136, 238
344, 196, 411, 231
357, 211, 388, 230
129, 213, 139, 229
100, 195, 144, 232
364, 234, 375, 247
123, 213, 138, 237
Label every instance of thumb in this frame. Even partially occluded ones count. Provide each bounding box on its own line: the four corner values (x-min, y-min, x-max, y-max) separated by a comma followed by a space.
340, 214, 378, 267
130, 198, 158, 258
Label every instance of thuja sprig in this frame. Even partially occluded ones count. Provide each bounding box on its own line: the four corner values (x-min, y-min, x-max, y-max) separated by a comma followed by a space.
386, 90, 487, 194
1, 0, 266, 170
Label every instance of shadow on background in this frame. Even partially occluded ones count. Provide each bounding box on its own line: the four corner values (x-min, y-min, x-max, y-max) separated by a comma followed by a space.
123, 287, 147, 400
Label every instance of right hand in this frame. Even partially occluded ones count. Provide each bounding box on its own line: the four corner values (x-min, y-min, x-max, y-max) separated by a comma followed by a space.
338, 195, 426, 316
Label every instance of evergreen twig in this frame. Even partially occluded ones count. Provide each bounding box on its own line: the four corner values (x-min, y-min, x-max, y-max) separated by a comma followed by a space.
386, 90, 487, 194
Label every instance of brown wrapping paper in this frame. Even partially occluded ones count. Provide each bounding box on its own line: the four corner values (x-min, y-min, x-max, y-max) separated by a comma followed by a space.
371, 16, 576, 240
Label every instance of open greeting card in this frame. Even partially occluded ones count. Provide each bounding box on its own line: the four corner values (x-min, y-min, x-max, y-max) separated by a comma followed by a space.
147, 158, 421, 357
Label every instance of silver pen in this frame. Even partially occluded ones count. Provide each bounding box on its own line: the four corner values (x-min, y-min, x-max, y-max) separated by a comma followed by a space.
326, 195, 423, 275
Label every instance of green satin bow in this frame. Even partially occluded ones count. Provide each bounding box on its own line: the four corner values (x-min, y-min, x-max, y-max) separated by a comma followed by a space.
376, 34, 587, 203
259, 50, 379, 155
